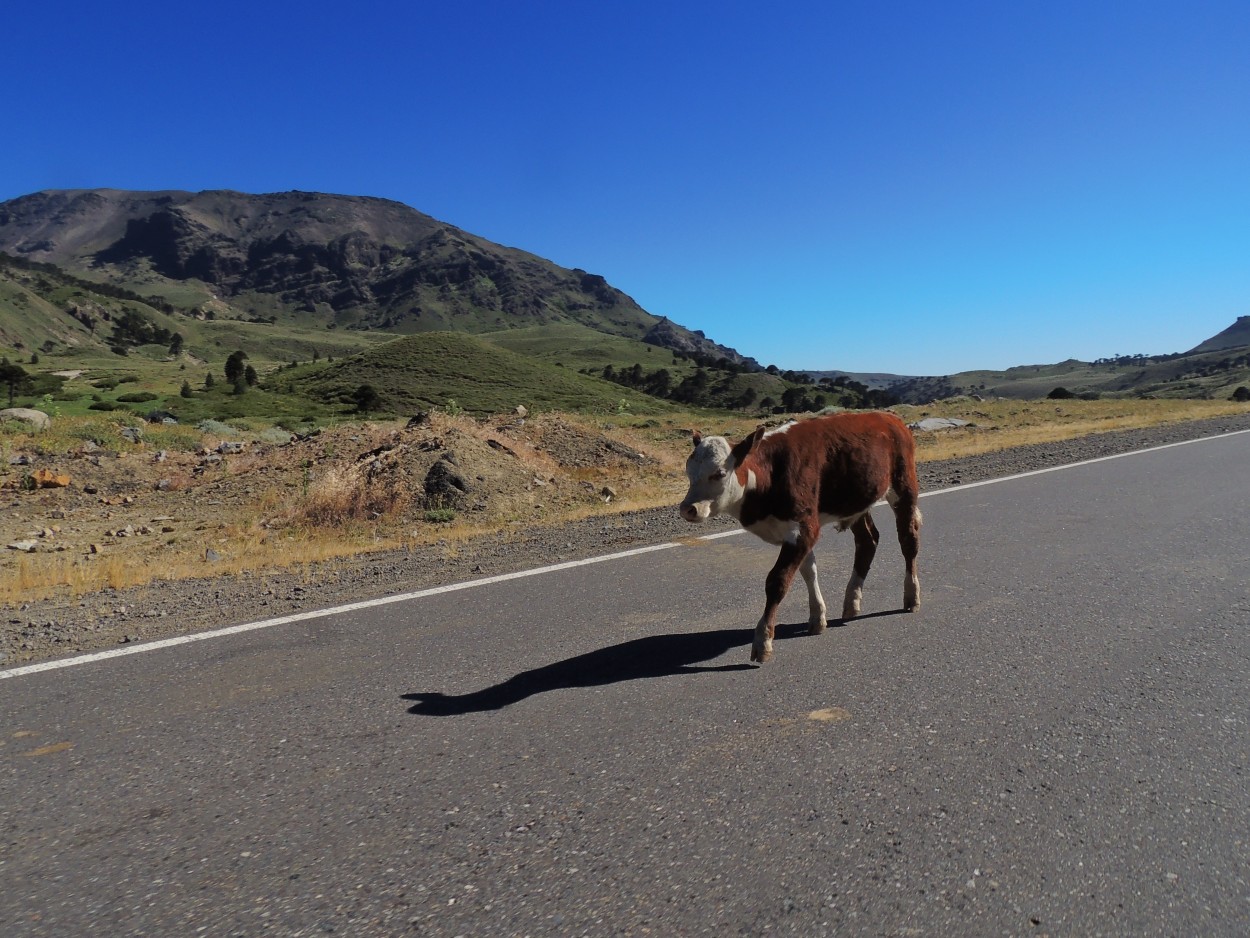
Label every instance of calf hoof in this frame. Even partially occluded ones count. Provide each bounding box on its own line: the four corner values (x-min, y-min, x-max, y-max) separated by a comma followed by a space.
750, 640, 773, 664
841, 602, 861, 620
808, 619, 826, 636
904, 600, 920, 613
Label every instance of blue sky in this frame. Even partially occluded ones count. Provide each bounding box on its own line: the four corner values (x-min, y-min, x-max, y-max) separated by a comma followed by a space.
5, 1, 1248, 375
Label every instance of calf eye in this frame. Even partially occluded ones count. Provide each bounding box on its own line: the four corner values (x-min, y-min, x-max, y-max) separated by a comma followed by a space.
710, 470, 726, 481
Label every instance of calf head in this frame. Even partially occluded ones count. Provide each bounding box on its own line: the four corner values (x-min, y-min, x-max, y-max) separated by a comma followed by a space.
679, 427, 763, 523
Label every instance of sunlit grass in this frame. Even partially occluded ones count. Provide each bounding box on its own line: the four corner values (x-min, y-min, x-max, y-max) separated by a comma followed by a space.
1, 398, 1245, 605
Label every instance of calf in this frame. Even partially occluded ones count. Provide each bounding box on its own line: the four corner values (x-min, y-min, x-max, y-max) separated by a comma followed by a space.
679, 412, 921, 663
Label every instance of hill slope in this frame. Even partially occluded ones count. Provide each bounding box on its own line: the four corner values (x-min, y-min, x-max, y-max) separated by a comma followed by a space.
275, 331, 676, 416
0, 188, 754, 367
1187, 315, 1250, 355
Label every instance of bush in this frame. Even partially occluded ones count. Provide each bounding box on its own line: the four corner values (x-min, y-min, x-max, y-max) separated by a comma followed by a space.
88, 401, 120, 411
1047, 387, 1076, 399
117, 391, 159, 403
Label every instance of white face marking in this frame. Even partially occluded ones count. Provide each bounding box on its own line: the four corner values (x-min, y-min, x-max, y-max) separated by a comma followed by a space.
679, 435, 745, 522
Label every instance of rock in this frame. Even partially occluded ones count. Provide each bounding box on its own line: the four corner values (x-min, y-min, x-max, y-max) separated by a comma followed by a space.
218, 441, 246, 454
7, 540, 38, 552
31, 469, 71, 488
8, 454, 31, 466
119, 426, 143, 443
909, 417, 972, 432
424, 458, 469, 500
600, 485, 617, 503
406, 411, 430, 428
0, 408, 51, 431
205, 548, 222, 562
514, 405, 528, 418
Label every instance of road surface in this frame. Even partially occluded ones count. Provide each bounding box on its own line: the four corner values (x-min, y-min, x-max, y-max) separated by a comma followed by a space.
2, 432, 1249, 936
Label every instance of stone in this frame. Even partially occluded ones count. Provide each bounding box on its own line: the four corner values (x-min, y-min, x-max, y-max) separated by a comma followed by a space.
424, 458, 469, 500
0, 408, 51, 431
908, 417, 972, 432
31, 469, 71, 488
7, 540, 38, 552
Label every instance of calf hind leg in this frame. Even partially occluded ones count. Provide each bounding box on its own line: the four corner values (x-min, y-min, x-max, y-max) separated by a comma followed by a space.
892, 500, 922, 612
843, 514, 879, 619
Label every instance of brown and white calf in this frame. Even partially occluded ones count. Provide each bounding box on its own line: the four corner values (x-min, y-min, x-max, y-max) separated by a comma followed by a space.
679, 411, 922, 663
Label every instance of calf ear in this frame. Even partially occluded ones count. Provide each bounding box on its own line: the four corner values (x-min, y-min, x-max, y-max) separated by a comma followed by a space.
691, 430, 702, 447
732, 425, 765, 462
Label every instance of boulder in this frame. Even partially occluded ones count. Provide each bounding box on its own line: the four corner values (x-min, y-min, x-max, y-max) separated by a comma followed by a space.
0, 408, 51, 431
908, 417, 972, 432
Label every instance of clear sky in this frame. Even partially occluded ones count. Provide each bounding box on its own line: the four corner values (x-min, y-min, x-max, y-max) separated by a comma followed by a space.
4, 1, 1248, 375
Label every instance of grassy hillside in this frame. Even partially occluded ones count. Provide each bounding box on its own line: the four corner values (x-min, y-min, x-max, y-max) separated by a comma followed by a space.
891, 349, 1250, 403
275, 331, 679, 416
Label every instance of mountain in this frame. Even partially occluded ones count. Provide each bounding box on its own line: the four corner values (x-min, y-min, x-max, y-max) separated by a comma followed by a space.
0, 188, 756, 367
884, 319, 1250, 402
1186, 315, 1250, 355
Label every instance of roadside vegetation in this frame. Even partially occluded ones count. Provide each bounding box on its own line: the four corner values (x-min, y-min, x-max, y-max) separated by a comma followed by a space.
2, 396, 1246, 606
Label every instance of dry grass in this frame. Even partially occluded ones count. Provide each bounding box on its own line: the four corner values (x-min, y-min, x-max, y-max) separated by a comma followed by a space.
2, 398, 1246, 605
894, 398, 1249, 461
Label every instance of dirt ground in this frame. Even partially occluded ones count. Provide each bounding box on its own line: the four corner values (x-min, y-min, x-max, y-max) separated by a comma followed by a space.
0, 409, 684, 597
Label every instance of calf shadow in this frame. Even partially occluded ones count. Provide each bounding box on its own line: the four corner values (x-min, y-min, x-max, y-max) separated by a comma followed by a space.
402, 612, 899, 717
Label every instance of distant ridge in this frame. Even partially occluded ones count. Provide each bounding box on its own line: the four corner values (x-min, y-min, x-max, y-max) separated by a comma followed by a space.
0, 188, 757, 368
1186, 315, 1250, 355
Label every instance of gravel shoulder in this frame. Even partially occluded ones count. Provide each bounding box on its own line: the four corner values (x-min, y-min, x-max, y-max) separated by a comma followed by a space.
5, 412, 1250, 668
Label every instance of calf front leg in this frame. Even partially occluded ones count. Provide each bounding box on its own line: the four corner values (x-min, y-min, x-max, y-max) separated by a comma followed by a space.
753, 539, 813, 663
800, 550, 828, 635
842, 513, 879, 619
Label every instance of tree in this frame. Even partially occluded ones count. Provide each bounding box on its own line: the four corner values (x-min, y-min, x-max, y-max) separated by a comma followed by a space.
224, 350, 248, 383
1232, 386, 1250, 402
169, 333, 184, 356
244, 365, 259, 387
781, 386, 808, 411
204, 372, 216, 389
352, 384, 382, 413
180, 380, 193, 398
0, 358, 32, 406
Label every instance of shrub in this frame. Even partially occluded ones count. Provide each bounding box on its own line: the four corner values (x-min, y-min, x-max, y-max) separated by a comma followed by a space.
117, 391, 159, 403
88, 401, 120, 411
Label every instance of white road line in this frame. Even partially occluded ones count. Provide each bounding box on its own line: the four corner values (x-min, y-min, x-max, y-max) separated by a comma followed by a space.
4, 426, 1248, 680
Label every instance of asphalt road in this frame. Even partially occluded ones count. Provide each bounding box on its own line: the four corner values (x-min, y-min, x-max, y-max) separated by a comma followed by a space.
2, 432, 1248, 936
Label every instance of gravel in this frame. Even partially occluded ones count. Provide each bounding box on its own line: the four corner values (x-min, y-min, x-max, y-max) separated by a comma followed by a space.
4, 412, 1249, 668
